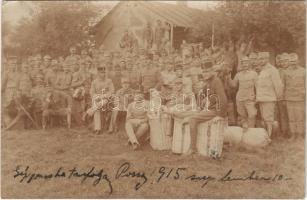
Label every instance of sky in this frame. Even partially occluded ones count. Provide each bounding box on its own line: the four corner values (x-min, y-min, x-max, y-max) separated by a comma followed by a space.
2, 1, 218, 26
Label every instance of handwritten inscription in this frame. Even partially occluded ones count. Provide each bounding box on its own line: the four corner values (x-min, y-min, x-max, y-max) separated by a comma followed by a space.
13, 163, 292, 195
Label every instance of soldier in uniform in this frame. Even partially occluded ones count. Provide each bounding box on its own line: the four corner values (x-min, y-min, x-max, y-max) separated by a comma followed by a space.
183, 61, 228, 155
108, 78, 135, 134
142, 22, 154, 50
65, 46, 80, 68
255, 52, 283, 138
276, 53, 290, 138
44, 59, 59, 88
42, 89, 72, 129
249, 52, 260, 73
284, 53, 305, 140
88, 66, 114, 134
125, 91, 149, 150
71, 61, 86, 125
121, 58, 140, 89
2, 56, 20, 127
140, 56, 160, 100
42, 55, 52, 75
54, 60, 72, 93
30, 70, 46, 126
228, 56, 258, 129
173, 64, 192, 94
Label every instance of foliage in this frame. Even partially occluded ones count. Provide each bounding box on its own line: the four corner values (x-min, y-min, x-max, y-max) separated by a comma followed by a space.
189, 1, 306, 54
5, 2, 100, 58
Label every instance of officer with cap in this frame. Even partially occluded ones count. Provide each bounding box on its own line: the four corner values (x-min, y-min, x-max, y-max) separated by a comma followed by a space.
88, 65, 114, 134
183, 58, 228, 155
284, 53, 305, 140
228, 56, 258, 129
255, 52, 283, 138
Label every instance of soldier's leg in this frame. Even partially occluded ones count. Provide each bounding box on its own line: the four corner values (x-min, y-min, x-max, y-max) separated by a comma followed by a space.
292, 101, 305, 138
108, 110, 118, 133
278, 101, 289, 137
187, 111, 216, 153
286, 101, 297, 139
42, 109, 53, 129
245, 101, 257, 128
236, 101, 248, 127
259, 102, 275, 138
125, 119, 140, 145
93, 110, 102, 132
135, 122, 149, 143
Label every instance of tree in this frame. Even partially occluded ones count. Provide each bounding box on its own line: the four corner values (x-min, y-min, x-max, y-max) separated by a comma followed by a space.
7, 1, 101, 58
189, 1, 305, 56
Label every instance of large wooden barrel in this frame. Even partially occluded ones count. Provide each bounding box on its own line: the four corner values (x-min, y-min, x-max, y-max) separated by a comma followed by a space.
148, 112, 172, 150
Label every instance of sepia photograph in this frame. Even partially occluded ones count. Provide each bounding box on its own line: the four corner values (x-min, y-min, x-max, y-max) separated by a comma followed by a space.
1, 0, 306, 198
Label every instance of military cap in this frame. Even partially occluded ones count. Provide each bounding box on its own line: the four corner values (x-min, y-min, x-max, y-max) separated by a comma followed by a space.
288, 53, 298, 62
174, 64, 183, 71
249, 52, 258, 60
280, 53, 289, 61
174, 77, 183, 84
276, 54, 282, 61
97, 66, 106, 72
44, 55, 51, 60
258, 52, 270, 58
51, 59, 58, 65
121, 78, 130, 84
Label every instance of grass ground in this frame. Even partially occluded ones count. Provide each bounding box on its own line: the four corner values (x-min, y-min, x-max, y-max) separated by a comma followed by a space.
1, 127, 305, 198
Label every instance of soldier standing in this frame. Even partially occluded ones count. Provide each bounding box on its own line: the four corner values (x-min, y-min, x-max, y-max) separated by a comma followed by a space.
255, 52, 283, 138
55, 60, 72, 93
276, 53, 290, 138
284, 53, 305, 140
228, 56, 258, 129
140, 57, 160, 99
44, 59, 59, 88
2, 56, 20, 127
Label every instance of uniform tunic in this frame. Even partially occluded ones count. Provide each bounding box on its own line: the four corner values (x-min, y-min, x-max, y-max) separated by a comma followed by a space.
284, 66, 305, 134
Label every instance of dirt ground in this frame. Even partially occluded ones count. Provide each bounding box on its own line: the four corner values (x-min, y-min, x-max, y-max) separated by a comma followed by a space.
1, 127, 305, 198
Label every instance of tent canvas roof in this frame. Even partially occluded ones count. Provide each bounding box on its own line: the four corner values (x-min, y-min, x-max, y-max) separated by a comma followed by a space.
91, 1, 204, 49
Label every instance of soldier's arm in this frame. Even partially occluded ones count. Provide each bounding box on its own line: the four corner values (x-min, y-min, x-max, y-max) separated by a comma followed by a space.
228, 73, 239, 88
271, 69, 283, 100
71, 73, 85, 88
126, 103, 133, 120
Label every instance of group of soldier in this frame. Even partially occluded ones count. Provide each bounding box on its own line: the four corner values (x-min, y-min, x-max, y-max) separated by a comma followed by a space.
2, 41, 305, 152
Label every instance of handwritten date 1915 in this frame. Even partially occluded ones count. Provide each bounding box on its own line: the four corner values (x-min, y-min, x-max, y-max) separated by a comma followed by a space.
156, 167, 186, 183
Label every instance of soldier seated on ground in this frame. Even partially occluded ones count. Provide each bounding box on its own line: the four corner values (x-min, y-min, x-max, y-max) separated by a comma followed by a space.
42, 88, 72, 130
125, 91, 149, 150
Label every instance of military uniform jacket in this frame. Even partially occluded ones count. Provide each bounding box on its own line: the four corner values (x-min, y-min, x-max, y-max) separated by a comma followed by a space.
90, 77, 114, 98
284, 66, 305, 101
232, 70, 257, 101
256, 63, 283, 102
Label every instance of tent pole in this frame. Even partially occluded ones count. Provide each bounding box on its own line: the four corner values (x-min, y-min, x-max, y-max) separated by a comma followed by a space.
170, 24, 174, 51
